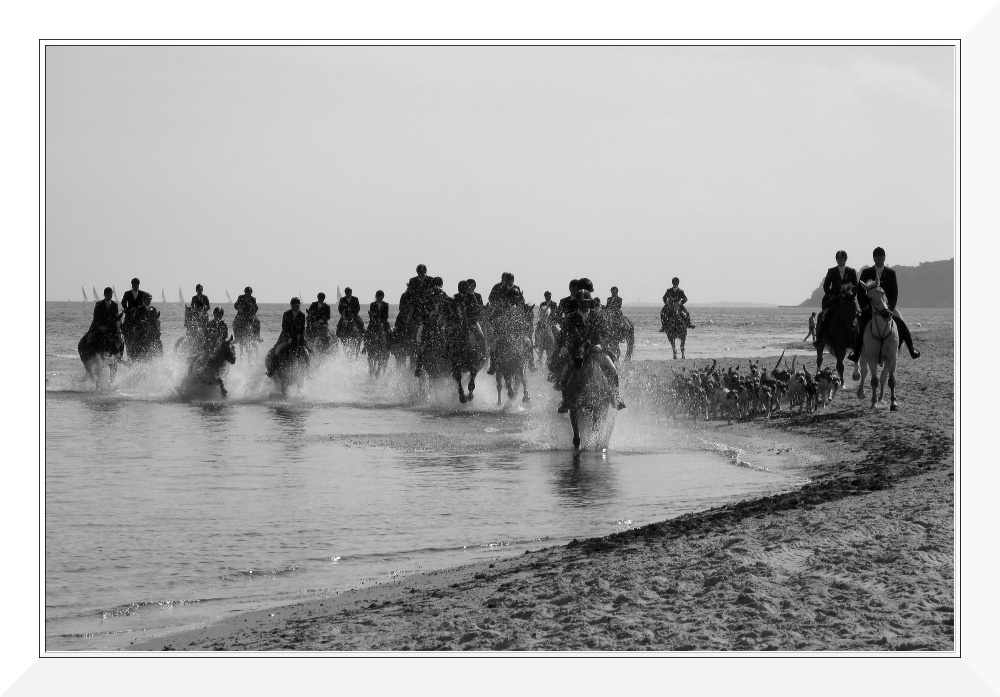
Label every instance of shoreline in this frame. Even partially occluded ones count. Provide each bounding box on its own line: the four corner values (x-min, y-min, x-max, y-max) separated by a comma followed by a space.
127, 329, 953, 652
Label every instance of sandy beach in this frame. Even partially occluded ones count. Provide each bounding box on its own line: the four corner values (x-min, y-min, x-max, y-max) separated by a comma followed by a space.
130, 327, 954, 652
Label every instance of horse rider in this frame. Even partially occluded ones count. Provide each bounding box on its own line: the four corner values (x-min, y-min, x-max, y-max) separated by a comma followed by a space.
87, 287, 123, 349
205, 307, 230, 353
556, 290, 626, 413
553, 279, 580, 325
190, 284, 211, 313
338, 287, 366, 335
467, 279, 484, 309
369, 290, 391, 332
268, 297, 307, 376
486, 272, 533, 375
813, 250, 859, 349
307, 292, 332, 331
455, 281, 487, 361
606, 286, 623, 312
539, 291, 557, 314
134, 294, 162, 355
235, 286, 261, 340
847, 246, 921, 363
120, 277, 151, 327
663, 278, 695, 328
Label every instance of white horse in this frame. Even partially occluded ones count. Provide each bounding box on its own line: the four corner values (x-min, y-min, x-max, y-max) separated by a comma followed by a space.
855, 281, 899, 411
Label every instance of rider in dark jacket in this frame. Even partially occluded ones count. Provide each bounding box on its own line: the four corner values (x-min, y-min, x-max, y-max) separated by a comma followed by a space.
205, 307, 230, 352
338, 288, 365, 335
368, 291, 391, 331
88, 287, 122, 349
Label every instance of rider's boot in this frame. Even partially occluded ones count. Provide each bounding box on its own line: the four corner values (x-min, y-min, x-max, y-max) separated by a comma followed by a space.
847, 330, 864, 364
895, 317, 921, 359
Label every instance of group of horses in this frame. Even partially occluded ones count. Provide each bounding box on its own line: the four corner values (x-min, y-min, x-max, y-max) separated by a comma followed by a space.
813, 279, 901, 411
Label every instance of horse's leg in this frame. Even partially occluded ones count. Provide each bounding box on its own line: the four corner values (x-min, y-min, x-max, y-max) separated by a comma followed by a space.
888, 368, 898, 411
218, 377, 227, 398
454, 368, 467, 403
857, 356, 868, 400
670, 337, 677, 360
869, 369, 878, 409
521, 368, 530, 403
496, 371, 503, 406
468, 371, 476, 401
570, 408, 581, 450
680, 336, 686, 359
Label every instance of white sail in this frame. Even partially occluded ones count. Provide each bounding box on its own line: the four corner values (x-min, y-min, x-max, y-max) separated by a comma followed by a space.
82, 286, 88, 301
113, 286, 118, 302
337, 286, 342, 301
179, 287, 184, 304
161, 289, 166, 303
226, 290, 233, 303
92, 286, 99, 301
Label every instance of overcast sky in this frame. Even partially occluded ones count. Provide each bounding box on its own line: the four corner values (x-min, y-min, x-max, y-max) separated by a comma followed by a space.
44, 45, 955, 305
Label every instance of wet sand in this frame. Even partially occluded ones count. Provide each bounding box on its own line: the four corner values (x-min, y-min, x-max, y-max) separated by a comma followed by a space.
130, 327, 953, 652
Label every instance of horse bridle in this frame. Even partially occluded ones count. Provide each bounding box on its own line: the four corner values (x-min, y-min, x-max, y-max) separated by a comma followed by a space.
865, 286, 895, 363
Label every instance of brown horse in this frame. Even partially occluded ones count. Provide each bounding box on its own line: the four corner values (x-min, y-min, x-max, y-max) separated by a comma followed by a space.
78, 326, 124, 386
814, 282, 858, 387
491, 303, 533, 406
660, 300, 687, 359
186, 337, 237, 398
566, 345, 618, 450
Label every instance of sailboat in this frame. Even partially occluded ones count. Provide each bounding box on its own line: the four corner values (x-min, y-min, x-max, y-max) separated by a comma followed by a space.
81, 286, 88, 301
226, 290, 233, 303
161, 289, 166, 303
337, 286, 342, 301
112, 286, 119, 302
92, 286, 99, 301
178, 287, 184, 304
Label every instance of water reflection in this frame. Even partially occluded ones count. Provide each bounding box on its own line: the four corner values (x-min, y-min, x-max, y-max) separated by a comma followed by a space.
194, 402, 234, 429
550, 451, 618, 507
269, 404, 308, 456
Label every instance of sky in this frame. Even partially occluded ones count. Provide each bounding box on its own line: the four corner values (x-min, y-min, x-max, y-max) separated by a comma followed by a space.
44, 45, 956, 306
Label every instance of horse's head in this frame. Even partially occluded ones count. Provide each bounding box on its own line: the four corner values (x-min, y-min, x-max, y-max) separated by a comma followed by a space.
839, 282, 857, 299
862, 281, 889, 313
221, 336, 237, 364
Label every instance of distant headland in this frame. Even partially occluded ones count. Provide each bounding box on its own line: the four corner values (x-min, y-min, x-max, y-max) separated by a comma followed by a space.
797, 258, 954, 309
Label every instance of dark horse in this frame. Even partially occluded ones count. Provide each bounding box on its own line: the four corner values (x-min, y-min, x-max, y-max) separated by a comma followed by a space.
122, 309, 162, 362
78, 325, 124, 386
565, 345, 618, 450
660, 300, 687, 359
363, 320, 391, 378
265, 336, 310, 396
602, 309, 635, 362
306, 318, 336, 356
336, 312, 364, 358
814, 283, 858, 387
232, 313, 262, 360
490, 303, 533, 406
416, 301, 486, 404
185, 337, 237, 398
175, 307, 208, 356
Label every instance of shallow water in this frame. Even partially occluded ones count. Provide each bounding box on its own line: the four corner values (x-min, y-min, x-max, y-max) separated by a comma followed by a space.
44, 302, 950, 650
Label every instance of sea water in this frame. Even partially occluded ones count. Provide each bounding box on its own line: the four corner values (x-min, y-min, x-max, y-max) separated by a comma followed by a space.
43, 302, 949, 650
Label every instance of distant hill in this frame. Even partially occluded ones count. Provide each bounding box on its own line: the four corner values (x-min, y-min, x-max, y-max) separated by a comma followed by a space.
798, 258, 954, 309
